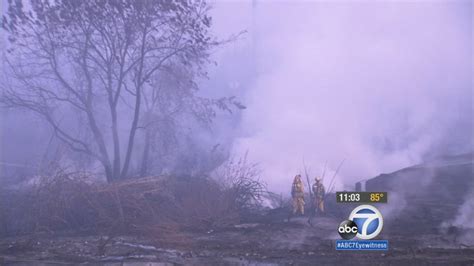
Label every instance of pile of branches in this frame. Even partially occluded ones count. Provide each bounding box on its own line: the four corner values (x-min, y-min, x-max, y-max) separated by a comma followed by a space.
0, 162, 267, 237
214, 154, 267, 215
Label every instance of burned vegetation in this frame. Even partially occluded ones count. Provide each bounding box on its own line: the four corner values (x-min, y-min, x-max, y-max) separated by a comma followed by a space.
0, 156, 268, 238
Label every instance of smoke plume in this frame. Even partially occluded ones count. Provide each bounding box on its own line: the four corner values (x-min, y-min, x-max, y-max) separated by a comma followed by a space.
211, 1, 472, 193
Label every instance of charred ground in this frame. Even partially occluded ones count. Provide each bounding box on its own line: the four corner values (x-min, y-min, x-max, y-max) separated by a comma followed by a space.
0, 154, 473, 265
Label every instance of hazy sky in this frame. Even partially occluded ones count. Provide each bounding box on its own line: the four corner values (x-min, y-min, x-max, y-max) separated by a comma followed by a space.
209, 0, 473, 192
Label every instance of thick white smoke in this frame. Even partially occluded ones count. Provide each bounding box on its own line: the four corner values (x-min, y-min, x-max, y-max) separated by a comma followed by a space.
212, 1, 472, 193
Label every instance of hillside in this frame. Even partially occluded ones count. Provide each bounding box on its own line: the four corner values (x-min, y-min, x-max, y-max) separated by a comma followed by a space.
365, 153, 473, 235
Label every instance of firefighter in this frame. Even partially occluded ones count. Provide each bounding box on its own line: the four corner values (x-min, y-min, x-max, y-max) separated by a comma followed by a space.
291, 174, 305, 215
312, 177, 325, 214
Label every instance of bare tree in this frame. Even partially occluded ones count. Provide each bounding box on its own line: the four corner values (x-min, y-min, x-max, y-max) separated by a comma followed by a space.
137, 61, 244, 177
2, 0, 223, 182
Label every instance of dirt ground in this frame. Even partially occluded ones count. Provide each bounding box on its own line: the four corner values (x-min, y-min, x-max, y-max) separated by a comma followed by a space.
1, 215, 473, 266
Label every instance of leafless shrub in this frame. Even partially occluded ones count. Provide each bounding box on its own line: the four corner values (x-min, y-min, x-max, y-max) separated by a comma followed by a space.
214, 153, 267, 213
29, 169, 97, 233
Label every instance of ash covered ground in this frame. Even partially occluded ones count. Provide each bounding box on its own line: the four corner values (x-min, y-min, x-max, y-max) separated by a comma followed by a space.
1, 153, 473, 265
1, 216, 473, 265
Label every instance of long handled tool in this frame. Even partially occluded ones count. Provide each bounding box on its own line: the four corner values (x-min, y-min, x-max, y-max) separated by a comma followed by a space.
325, 159, 346, 200
303, 158, 313, 202
321, 160, 328, 181
303, 158, 315, 226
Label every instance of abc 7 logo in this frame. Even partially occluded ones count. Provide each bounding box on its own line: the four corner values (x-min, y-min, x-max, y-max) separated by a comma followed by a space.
338, 205, 383, 240
338, 220, 358, 240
